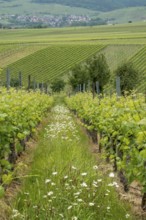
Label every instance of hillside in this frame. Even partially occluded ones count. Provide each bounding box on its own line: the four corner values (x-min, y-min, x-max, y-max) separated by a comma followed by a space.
0, 0, 95, 16
32, 0, 146, 12
100, 7, 146, 23
0, 0, 146, 27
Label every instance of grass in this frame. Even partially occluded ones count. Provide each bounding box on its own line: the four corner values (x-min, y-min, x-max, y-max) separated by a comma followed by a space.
10, 100, 137, 220
0, 23, 146, 44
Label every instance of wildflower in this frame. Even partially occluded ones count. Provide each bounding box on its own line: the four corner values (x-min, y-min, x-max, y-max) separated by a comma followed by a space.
109, 172, 115, 178
77, 198, 83, 202
51, 182, 56, 186
125, 214, 130, 218
52, 172, 58, 175
89, 202, 95, 206
43, 195, 47, 199
72, 217, 78, 220
64, 175, 68, 179
11, 209, 22, 218
74, 192, 81, 196
108, 182, 119, 188
72, 166, 77, 170
68, 205, 72, 210
93, 181, 98, 187
113, 181, 119, 188
59, 214, 64, 218
73, 203, 78, 206
108, 183, 113, 187
48, 191, 53, 196
107, 206, 110, 210
33, 206, 37, 209
45, 179, 51, 184
97, 179, 102, 182
24, 192, 29, 195
80, 182, 87, 187
93, 165, 98, 170
81, 172, 87, 176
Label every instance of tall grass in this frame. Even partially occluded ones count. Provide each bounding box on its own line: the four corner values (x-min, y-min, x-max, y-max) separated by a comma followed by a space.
11, 105, 135, 220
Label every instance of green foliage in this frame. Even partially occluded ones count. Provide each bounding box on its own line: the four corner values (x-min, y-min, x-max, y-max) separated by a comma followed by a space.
87, 54, 110, 94
51, 78, 65, 92
10, 78, 20, 87
11, 104, 135, 220
0, 186, 5, 199
0, 88, 53, 188
115, 62, 139, 94
66, 93, 146, 195
69, 63, 89, 90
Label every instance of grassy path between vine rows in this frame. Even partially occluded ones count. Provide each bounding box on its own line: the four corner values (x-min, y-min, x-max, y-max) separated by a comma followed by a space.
9, 98, 137, 220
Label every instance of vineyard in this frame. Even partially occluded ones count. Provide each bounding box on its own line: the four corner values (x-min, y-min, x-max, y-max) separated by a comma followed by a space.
0, 88, 53, 196
100, 45, 143, 72
99, 44, 146, 92
1, 44, 105, 86
0, 44, 49, 68
0, 18, 146, 220
66, 92, 146, 211
0, 23, 146, 90
130, 46, 146, 92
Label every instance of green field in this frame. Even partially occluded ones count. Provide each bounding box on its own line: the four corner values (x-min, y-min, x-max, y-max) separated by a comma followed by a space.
0, 23, 146, 44
0, 23, 146, 91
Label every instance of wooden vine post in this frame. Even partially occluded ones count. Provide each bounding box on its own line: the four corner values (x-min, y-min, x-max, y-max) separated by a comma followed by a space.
6, 68, 10, 90
19, 71, 22, 88
28, 74, 31, 91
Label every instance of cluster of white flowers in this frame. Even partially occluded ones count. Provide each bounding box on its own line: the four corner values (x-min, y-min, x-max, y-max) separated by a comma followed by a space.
11, 209, 24, 219
45, 105, 79, 141
108, 181, 119, 188
17, 104, 131, 219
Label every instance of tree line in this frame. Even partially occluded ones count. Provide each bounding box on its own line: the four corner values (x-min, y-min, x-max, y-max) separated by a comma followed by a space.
68, 53, 139, 97
5, 53, 139, 95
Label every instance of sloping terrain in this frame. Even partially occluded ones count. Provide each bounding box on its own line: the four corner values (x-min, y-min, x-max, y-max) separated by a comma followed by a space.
1, 44, 105, 86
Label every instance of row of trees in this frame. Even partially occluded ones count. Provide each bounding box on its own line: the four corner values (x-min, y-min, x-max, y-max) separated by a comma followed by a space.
4, 53, 139, 95
69, 53, 139, 97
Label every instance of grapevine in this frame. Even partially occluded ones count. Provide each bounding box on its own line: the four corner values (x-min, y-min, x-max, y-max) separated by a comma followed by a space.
66, 92, 146, 210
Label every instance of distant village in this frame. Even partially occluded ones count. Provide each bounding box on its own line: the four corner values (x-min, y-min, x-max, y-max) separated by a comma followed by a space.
0, 14, 106, 28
